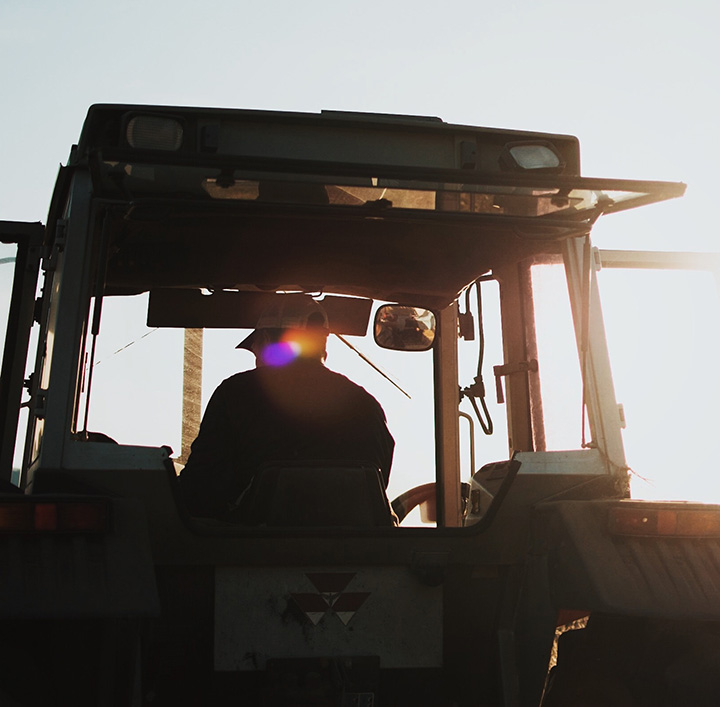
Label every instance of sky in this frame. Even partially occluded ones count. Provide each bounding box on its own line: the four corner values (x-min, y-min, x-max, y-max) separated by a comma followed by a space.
2, 0, 720, 504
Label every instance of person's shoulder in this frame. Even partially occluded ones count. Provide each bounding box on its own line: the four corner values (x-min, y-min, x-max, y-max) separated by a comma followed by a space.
213, 368, 260, 395
319, 364, 359, 387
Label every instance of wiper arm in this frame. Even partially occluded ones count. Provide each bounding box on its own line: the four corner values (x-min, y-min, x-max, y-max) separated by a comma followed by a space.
334, 334, 412, 400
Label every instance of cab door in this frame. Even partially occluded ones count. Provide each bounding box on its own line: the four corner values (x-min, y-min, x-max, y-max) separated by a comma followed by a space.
595, 249, 720, 502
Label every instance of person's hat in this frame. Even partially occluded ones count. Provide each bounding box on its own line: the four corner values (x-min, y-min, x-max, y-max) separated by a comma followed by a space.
236, 296, 330, 350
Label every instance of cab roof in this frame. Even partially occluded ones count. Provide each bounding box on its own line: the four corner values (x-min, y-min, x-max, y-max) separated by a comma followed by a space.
66, 104, 685, 309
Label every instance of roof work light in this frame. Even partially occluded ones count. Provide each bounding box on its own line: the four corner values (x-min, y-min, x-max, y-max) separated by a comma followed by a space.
500, 141, 565, 173
126, 115, 184, 151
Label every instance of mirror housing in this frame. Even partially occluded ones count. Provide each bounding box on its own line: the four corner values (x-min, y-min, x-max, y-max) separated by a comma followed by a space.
373, 305, 436, 351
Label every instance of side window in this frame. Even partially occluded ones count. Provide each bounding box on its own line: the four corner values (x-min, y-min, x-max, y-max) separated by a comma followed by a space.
530, 263, 585, 451
76, 294, 184, 451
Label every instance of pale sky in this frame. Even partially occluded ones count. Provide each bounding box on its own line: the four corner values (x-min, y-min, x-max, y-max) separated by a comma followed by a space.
2, 0, 720, 503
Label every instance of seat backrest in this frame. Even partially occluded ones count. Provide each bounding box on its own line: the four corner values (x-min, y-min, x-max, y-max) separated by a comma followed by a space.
241, 461, 395, 527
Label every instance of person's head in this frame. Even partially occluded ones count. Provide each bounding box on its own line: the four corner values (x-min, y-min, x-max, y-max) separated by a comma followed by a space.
237, 296, 330, 366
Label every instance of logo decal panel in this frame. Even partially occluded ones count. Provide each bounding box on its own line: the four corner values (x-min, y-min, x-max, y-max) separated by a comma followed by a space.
290, 573, 370, 626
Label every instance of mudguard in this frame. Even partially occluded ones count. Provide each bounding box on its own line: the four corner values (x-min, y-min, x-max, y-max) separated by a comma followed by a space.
0, 495, 160, 619
534, 499, 720, 620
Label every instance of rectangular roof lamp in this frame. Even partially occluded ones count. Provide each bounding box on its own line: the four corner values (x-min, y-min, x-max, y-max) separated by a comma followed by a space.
125, 114, 184, 151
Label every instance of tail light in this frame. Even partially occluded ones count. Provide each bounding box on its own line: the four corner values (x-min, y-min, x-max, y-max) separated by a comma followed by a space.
0, 499, 111, 534
609, 506, 720, 538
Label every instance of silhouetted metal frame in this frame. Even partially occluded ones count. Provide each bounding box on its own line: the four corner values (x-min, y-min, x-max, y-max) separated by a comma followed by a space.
87, 145, 688, 217
0, 221, 44, 483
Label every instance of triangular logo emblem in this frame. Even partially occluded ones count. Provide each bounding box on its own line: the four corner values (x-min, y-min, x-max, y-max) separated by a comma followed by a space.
289, 574, 370, 627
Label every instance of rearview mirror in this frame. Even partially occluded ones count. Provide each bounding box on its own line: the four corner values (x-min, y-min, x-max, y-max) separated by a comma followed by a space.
374, 305, 436, 351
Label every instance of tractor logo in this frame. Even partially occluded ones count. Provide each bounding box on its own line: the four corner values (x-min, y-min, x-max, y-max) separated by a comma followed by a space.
289, 572, 370, 626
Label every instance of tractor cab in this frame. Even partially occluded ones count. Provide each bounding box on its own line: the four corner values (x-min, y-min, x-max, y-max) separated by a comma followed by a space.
3, 106, 710, 707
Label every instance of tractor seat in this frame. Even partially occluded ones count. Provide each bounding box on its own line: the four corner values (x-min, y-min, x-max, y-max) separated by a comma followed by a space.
236, 461, 395, 527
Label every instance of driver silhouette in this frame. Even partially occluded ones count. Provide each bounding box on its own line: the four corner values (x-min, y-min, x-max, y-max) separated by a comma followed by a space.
178, 296, 395, 522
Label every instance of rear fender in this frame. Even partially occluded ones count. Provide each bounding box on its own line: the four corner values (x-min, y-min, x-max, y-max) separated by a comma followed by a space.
534, 499, 720, 620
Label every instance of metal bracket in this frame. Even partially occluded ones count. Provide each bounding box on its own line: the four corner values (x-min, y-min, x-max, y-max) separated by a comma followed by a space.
32, 390, 48, 419
42, 219, 67, 272
492, 359, 538, 404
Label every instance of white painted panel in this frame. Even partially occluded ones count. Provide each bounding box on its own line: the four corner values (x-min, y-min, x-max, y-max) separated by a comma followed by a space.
515, 449, 608, 475
215, 566, 443, 671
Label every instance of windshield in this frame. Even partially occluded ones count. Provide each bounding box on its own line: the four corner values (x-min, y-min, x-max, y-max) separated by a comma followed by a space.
75, 293, 436, 522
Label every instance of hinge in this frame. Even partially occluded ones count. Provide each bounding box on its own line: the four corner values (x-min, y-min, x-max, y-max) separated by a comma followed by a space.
32, 389, 48, 419
42, 219, 68, 272
617, 403, 627, 429
32, 296, 43, 325
22, 371, 35, 393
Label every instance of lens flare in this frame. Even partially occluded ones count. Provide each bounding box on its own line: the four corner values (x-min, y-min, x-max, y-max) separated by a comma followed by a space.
261, 341, 301, 367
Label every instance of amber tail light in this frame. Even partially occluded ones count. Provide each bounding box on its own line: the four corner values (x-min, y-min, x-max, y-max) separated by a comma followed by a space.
609, 506, 720, 538
0, 499, 111, 534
